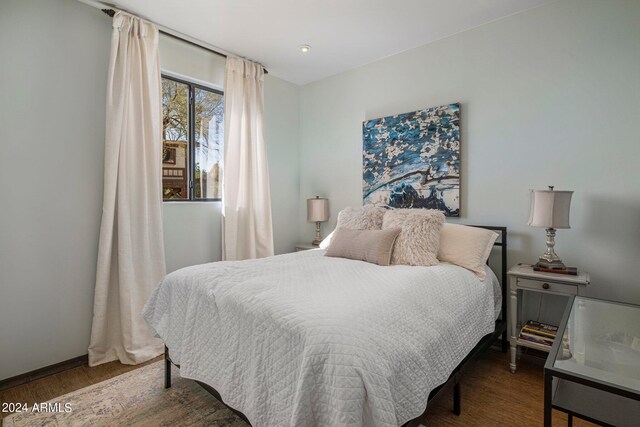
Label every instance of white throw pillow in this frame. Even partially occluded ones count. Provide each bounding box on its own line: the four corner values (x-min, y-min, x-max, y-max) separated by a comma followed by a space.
319, 231, 334, 249
337, 205, 386, 230
382, 209, 445, 266
325, 228, 401, 266
320, 205, 387, 248
437, 223, 499, 280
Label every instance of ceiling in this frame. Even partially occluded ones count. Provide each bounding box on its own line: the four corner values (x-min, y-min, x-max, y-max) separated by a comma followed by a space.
105, 0, 552, 85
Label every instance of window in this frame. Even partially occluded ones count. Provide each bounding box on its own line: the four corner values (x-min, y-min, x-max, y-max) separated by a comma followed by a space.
162, 75, 223, 201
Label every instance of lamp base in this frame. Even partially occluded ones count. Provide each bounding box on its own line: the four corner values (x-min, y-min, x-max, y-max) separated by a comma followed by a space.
311, 221, 322, 247
535, 227, 566, 269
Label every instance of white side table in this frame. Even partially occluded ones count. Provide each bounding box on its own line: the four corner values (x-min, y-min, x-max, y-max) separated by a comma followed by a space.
507, 264, 590, 373
295, 243, 318, 252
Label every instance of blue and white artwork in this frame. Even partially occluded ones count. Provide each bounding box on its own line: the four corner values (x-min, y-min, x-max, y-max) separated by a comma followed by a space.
363, 103, 460, 216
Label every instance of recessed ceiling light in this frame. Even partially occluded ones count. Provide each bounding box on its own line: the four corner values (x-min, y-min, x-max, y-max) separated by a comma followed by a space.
299, 44, 311, 53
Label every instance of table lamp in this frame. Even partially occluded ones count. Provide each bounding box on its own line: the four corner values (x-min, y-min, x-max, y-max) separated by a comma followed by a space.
307, 196, 329, 246
527, 186, 573, 269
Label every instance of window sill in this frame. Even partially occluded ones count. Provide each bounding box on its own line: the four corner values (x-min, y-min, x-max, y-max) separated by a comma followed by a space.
163, 199, 222, 203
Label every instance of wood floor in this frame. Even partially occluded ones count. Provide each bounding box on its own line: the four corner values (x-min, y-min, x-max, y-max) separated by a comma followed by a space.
0, 350, 595, 426
0, 356, 161, 424
422, 350, 594, 426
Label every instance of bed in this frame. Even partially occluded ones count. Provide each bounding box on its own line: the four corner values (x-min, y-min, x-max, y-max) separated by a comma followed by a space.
143, 226, 507, 427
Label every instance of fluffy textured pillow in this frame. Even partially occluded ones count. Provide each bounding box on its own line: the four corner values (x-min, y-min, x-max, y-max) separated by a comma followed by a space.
438, 223, 499, 280
337, 205, 386, 230
325, 228, 401, 266
319, 205, 387, 249
382, 209, 445, 266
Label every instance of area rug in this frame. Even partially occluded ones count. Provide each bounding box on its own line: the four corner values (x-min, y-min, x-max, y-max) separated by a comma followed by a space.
3, 362, 249, 427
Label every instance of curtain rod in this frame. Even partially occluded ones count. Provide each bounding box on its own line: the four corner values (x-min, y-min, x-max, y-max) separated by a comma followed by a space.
99, 7, 268, 74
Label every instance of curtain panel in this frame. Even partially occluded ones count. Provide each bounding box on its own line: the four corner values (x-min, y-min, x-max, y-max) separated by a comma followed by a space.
222, 56, 274, 260
88, 12, 166, 366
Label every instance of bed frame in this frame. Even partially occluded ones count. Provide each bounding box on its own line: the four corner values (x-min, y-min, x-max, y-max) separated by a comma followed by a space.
164, 225, 508, 426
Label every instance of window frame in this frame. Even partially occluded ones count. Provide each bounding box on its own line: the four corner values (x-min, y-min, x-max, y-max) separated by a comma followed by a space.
162, 73, 224, 202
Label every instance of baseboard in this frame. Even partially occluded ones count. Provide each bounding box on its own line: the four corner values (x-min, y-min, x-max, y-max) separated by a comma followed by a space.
0, 355, 88, 392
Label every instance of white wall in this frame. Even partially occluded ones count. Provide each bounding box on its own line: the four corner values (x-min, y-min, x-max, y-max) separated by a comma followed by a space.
264, 75, 301, 255
299, 0, 640, 312
0, 0, 300, 380
0, 0, 110, 380
159, 32, 226, 88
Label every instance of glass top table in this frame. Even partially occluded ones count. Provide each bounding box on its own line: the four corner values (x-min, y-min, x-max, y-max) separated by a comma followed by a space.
544, 296, 640, 426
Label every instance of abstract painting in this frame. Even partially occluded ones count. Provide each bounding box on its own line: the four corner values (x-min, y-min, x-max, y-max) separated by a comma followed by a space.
362, 103, 460, 216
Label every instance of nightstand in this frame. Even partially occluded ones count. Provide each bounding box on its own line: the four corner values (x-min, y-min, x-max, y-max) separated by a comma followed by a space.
507, 264, 590, 373
295, 243, 319, 252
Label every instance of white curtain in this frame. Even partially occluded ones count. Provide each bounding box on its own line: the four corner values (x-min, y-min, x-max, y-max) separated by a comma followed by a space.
223, 56, 274, 260
88, 12, 165, 366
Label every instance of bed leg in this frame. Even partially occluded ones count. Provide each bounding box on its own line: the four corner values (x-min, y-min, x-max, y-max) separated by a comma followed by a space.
453, 378, 461, 416
164, 345, 172, 389
501, 329, 508, 353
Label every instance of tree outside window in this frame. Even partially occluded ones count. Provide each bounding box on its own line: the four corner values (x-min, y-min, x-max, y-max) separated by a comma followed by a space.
162, 76, 223, 201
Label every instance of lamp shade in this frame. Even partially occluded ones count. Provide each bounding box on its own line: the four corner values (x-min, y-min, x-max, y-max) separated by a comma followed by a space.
527, 188, 573, 229
307, 196, 329, 222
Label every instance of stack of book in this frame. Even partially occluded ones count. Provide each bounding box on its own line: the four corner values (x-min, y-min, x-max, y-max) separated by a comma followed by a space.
519, 320, 558, 347
532, 265, 578, 276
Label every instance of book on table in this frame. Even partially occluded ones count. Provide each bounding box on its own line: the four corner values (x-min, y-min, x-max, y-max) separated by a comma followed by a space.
520, 334, 553, 347
521, 326, 556, 339
532, 265, 578, 275
519, 320, 558, 346
522, 320, 558, 334
520, 331, 554, 344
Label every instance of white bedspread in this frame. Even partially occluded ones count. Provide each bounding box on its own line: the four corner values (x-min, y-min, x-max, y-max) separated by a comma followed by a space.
143, 249, 500, 427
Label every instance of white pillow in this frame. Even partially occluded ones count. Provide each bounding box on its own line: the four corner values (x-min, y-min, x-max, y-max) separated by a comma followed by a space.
319, 231, 334, 249
382, 209, 445, 266
320, 205, 386, 249
438, 223, 499, 280
325, 228, 401, 266
336, 205, 386, 230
